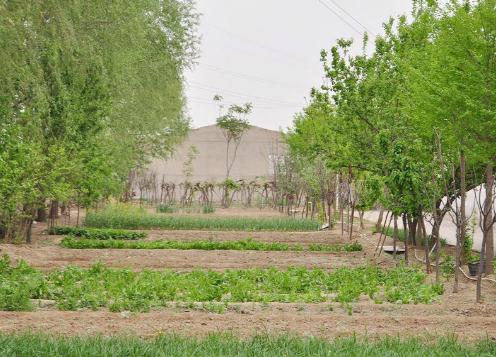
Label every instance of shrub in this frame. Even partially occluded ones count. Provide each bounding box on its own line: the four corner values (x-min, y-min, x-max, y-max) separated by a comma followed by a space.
202, 204, 215, 214
157, 204, 176, 214
440, 255, 455, 278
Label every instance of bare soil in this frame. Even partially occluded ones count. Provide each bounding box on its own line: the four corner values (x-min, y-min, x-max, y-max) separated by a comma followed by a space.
0, 210, 495, 341
1, 289, 495, 342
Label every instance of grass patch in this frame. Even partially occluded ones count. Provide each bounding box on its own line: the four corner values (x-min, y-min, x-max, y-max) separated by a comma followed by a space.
48, 227, 146, 240
157, 203, 216, 214
0, 255, 442, 312
60, 237, 363, 252
85, 208, 320, 232
0, 333, 494, 357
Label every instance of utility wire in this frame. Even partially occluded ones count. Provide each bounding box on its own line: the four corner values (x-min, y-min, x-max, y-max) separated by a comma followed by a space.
188, 81, 303, 107
199, 63, 308, 90
316, 0, 364, 36
204, 21, 309, 65
188, 97, 301, 110
327, 0, 375, 35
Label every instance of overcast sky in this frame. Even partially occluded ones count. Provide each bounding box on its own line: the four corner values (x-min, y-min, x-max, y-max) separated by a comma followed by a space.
184, 0, 414, 131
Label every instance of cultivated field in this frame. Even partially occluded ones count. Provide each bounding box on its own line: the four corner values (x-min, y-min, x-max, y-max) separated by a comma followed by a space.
1, 207, 495, 346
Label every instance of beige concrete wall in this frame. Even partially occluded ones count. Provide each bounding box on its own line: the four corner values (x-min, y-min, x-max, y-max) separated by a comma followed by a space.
148, 125, 285, 183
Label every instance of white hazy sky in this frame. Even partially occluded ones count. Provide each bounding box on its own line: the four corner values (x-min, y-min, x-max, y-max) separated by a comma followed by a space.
184, 0, 414, 131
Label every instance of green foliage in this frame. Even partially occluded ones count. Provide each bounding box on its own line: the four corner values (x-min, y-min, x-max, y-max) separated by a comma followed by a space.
60, 236, 362, 253
0, 334, 494, 357
0, 256, 46, 311
463, 235, 474, 263
84, 208, 320, 232
157, 204, 177, 214
440, 255, 455, 279
285, 0, 496, 245
202, 204, 215, 214
49, 227, 146, 240
0, 258, 441, 312
0, 0, 199, 239
215, 104, 252, 143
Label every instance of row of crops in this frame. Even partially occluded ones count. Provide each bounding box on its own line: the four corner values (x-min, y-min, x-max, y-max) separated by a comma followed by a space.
0, 255, 442, 312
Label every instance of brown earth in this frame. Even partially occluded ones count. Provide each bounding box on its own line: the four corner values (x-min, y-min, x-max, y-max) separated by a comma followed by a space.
1, 243, 371, 271
0, 211, 495, 341
1, 289, 495, 342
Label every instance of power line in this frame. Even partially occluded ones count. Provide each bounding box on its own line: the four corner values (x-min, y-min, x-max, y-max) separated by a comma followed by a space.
188, 81, 303, 107
199, 63, 308, 90
316, 0, 364, 36
327, 0, 374, 35
204, 21, 309, 65
188, 97, 301, 110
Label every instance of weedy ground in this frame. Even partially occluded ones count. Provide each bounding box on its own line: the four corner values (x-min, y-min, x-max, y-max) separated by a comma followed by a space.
0, 334, 494, 357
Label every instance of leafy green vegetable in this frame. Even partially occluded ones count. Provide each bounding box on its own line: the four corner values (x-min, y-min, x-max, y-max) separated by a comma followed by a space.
0, 255, 442, 312
60, 236, 362, 252
49, 227, 146, 240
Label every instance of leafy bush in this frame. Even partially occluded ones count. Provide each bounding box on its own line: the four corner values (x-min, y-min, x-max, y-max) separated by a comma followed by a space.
0, 255, 47, 311
48, 227, 146, 240
0, 257, 442, 312
60, 236, 362, 252
202, 204, 215, 214
463, 236, 474, 263
440, 255, 455, 279
85, 209, 320, 232
157, 204, 176, 213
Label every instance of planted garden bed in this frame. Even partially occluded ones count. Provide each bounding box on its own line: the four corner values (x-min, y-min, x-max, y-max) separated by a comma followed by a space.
48, 227, 146, 240
84, 211, 320, 232
60, 236, 363, 252
0, 255, 442, 312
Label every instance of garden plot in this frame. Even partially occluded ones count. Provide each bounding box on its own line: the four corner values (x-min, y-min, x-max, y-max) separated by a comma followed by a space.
0, 209, 495, 343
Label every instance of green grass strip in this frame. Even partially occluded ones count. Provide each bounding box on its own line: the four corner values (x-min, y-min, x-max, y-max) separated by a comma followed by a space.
84, 211, 320, 232
48, 227, 146, 240
0, 333, 494, 357
60, 237, 363, 252
0, 255, 442, 312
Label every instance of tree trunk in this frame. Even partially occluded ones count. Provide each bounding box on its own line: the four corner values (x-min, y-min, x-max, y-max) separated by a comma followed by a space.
36, 206, 47, 222
376, 208, 384, 233
421, 218, 430, 274
349, 202, 355, 241
327, 197, 332, 229
460, 150, 467, 264
454, 150, 467, 294
359, 210, 365, 230
393, 214, 398, 260
432, 219, 441, 284
49, 200, 59, 219
484, 164, 494, 275
402, 214, 409, 265
407, 216, 418, 247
